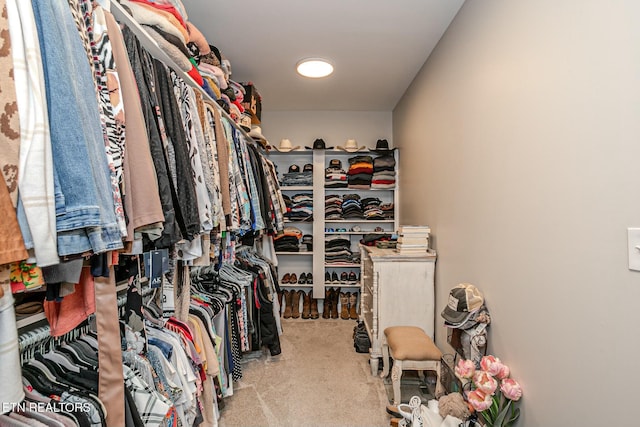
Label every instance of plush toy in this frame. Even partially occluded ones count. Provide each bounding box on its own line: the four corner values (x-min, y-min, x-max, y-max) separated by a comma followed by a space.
438, 392, 471, 420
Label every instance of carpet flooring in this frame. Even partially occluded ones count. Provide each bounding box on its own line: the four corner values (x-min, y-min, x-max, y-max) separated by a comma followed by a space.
217, 318, 391, 427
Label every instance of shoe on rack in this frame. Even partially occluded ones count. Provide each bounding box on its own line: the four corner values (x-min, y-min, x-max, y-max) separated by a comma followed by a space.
299, 272, 307, 284
331, 287, 341, 319
325, 271, 331, 284
331, 271, 339, 284
283, 290, 292, 319
348, 271, 357, 284
291, 290, 302, 319
282, 273, 291, 284
290, 273, 298, 284
301, 291, 311, 319
340, 272, 348, 284
340, 292, 350, 319
306, 273, 313, 284
322, 288, 333, 319
349, 292, 358, 320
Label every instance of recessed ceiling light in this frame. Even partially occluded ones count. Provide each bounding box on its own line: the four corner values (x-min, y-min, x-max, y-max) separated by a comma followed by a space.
296, 58, 334, 78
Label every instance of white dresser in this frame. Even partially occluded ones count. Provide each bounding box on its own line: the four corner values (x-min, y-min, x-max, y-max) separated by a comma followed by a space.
359, 245, 437, 376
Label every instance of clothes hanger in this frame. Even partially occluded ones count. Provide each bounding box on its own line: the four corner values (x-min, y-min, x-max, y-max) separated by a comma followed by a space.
77, 334, 99, 351
68, 339, 99, 362
21, 365, 68, 397
42, 349, 81, 373
57, 345, 94, 370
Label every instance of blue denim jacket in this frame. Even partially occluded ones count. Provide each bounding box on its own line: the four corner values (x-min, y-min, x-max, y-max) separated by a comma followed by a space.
31, 0, 123, 255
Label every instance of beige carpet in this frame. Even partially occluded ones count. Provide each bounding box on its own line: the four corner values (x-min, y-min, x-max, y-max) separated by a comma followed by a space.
218, 318, 391, 427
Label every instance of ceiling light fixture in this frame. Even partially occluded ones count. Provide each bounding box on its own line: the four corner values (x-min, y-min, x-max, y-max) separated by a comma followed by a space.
296, 58, 334, 78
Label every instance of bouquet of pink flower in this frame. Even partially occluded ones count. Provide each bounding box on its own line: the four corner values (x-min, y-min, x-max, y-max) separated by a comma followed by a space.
455, 356, 523, 427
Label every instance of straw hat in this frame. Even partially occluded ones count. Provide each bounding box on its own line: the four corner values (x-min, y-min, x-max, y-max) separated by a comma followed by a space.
337, 138, 367, 152
275, 138, 301, 152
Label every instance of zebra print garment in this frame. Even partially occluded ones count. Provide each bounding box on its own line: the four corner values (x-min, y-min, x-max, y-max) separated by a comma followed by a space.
68, 0, 127, 237
170, 70, 213, 233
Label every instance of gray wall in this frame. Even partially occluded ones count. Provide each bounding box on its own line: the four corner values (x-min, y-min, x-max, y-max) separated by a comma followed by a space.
393, 0, 640, 425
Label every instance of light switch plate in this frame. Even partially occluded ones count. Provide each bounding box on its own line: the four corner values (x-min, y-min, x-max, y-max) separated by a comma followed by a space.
628, 228, 640, 271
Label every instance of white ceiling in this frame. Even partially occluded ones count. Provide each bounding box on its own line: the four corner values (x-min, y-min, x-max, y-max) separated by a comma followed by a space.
183, 0, 465, 112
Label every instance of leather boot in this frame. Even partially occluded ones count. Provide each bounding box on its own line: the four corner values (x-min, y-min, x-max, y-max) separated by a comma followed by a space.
282, 290, 292, 318
340, 292, 350, 319
330, 287, 341, 319
301, 291, 311, 319
322, 288, 333, 319
349, 292, 359, 320
310, 291, 319, 319
291, 290, 301, 319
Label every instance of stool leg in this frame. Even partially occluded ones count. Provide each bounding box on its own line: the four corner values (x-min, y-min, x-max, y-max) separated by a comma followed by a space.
391, 361, 403, 405
381, 342, 390, 378
434, 361, 445, 398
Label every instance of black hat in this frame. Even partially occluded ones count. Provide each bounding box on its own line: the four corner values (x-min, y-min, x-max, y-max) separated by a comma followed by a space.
306, 138, 334, 150
288, 164, 300, 173
303, 163, 313, 172
328, 159, 342, 169
372, 139, 395, 152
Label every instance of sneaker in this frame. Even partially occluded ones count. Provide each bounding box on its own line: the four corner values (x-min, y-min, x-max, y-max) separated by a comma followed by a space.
340, 272, 348, 283
325, 271, 331, 283
299, 272, 307, 284
348, 271, 357, 283
306, 273, 313, 284
331, 271, 339, 283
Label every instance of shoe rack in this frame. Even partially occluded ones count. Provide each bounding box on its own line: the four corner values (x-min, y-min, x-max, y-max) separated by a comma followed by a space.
269, 148, 399, 319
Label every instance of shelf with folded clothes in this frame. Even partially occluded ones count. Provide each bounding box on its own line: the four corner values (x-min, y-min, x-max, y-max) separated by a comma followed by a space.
275, 251, 313, 255
323, 231, 390, 235
280, 185, 314, 191
325, 193, 395, 221
324, 263, 361, 267
324, 219, 395, 223
283, 219, 314, 224
15, 312, 48, 330
324, 146, 397, 192
323, 187, 396, 191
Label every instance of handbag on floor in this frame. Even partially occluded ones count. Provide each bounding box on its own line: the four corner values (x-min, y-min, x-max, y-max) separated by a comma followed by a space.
353, 321, 371, 353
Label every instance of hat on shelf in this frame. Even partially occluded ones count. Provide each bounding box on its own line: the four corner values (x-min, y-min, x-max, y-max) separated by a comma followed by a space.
337, 138, 367, 152
239, 112, 252, 131
306, 138, 334, 150
275, 138, 301, 152
372, 139, 396, 152
328, 159, 342, 169
441, 283, 484, 325
248, 126, 270, 147
288, 164, 301, 173
303, 163, 313, 172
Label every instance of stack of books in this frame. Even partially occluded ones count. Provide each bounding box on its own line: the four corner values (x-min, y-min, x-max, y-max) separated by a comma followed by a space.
396, 225, 430, 254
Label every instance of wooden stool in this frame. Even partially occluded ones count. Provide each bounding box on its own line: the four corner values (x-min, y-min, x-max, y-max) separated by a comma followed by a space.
381, 326, 445, 404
